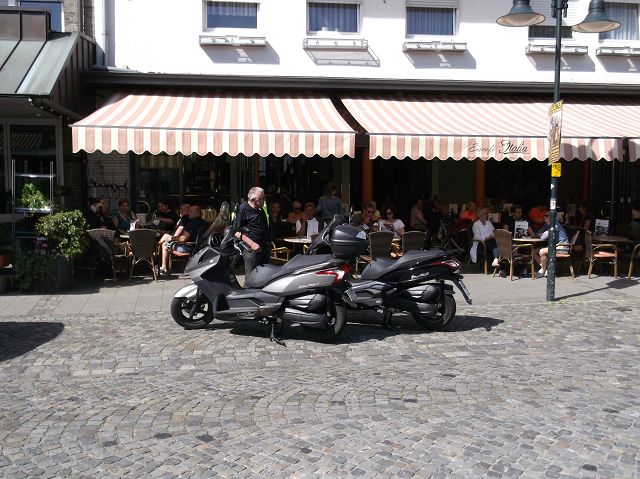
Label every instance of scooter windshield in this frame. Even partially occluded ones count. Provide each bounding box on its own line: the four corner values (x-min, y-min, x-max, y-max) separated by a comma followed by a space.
306, 214, 343, 255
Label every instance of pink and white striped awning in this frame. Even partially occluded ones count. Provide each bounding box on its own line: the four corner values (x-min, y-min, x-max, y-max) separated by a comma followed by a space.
72, 92, 355, 158
341, 95, 640, 161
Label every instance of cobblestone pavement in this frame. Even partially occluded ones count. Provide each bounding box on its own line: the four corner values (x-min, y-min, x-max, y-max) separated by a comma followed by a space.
1, 296, 639, 478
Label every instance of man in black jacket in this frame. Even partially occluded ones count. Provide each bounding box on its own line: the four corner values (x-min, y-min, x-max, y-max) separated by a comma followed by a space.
235, 186, 271, 276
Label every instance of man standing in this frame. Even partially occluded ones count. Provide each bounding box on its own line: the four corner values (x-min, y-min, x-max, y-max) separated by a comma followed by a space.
235, 187, 271, 276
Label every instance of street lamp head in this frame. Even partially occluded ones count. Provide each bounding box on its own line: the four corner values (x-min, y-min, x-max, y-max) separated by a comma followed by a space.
572, 0, 620, 33
496, 0, 545, 27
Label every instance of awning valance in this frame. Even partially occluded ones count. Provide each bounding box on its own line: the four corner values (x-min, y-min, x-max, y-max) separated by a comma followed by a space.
341, 95, 640, 161
72, 92, 355, 158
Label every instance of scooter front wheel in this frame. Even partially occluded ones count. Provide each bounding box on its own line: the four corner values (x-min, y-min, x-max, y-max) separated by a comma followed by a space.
301, 300, 347, 342
412, 295, 456, 331
171, 295, 214, 329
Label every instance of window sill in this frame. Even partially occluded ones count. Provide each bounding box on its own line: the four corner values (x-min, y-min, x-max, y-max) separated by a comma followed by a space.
303, 37, 368, 51
525, 41, 588, 55
199, 34, 267, 47
403, 40, 466, 52
596, 45, 640, 57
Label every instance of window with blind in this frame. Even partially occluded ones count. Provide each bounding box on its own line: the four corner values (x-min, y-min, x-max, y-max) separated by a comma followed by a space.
600, 2, 639, 41
528, 25, 573, 39
407, 6, 455, 35
206, 1, 258, 29
308, 2, 359, 33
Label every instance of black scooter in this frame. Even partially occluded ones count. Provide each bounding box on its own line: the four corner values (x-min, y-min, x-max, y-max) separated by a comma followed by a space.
307, 219, 472, 330
170, 217, 368, 344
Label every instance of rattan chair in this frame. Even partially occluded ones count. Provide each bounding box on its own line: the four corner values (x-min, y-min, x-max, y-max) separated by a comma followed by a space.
401, 231, 427, 253
584, 231, 618, 278
86, 228, 125, 279
128, 229, 158, 281
556, 230, 580, 278
627, 243, 640, 278
493, 229, 534, 281
355, 231, 394, 274
270, 241, 291, 264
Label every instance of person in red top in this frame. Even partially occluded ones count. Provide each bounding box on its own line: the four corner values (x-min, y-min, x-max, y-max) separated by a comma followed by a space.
528, 200, 547, 231
459, 201, 477, 222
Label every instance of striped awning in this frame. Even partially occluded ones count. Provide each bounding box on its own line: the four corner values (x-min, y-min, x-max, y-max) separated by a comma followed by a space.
341, 95, 640, 161
72, 92, 355, 158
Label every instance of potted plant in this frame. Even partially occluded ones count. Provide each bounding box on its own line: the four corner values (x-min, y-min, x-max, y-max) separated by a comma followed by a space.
0, 223, 11, 268
16, 210, 87, 292
19, 182, 51, 212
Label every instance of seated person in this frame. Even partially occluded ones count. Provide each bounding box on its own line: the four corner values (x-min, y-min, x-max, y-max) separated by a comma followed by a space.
528, 200, 547, 232
151, 199, 179, 232
159, 205, 206, 275
377, 207, 405, 239
296, 202, 319, 238
287, 200, 304, 224
112, 199, 136, 236
269, 201, 285, 223
470, 208, 499, 267
410, 198, 427, 231
86, 197, 109, 229
502, 204, 527, 235
459, 201, 477, 223
158, 203, 191, 249
532, 212, 569, 277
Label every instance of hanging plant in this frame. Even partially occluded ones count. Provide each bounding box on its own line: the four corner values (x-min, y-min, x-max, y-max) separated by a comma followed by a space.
19, 183, 50, 212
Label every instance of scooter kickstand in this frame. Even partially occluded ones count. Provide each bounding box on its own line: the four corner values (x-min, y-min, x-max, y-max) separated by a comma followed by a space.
382, 310, 400, 331
269, 319, 287, 347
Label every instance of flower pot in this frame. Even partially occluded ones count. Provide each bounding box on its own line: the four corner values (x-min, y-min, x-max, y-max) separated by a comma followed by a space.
55, 257, 74, 291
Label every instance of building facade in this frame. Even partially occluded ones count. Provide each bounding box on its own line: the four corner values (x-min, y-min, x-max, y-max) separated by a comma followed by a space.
75, 0, 640, 228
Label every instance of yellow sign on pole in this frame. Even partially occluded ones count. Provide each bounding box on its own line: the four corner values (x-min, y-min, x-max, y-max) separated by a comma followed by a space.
551, 163, 562, 177
548, 100, 564, 164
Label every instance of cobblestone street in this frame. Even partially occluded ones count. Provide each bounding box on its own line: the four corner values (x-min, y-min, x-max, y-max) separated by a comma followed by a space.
1, 289, 639, 478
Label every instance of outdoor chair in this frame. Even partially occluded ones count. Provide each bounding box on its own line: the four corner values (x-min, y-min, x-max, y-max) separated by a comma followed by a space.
466, 227, 488, 275
355, 231, 394, 274
270, 241, 291, 264
128, 229, 158, 281
627, 243, 640, 278
86, 228, 126, 279
401, 231, 427, 253
584, 231, 618, 278
492, 229, 534, 281
555, 230, 581, 278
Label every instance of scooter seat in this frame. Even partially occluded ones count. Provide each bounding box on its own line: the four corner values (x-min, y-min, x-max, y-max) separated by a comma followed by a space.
245, 253, 335, 289
361, 249, 448, 280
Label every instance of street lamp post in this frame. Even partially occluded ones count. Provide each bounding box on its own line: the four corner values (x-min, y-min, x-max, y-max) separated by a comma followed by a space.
497, 0, 619, 301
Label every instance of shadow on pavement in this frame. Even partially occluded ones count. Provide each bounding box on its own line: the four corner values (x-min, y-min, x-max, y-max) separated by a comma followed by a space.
0, 322, 65, 361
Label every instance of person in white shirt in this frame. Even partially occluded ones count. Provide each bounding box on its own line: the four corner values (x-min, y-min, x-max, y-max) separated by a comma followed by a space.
378, 207, 405, 239
470, 208, 499, 266
296, 202, 319, 238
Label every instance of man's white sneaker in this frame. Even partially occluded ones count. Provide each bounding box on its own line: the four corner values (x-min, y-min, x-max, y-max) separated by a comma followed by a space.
538, 268, 544, 274
491, 258, 499, 267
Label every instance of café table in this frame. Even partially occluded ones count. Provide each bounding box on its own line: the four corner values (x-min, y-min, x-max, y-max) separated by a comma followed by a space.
592, 234, 633, 245
283, 236, 312, 254
512, 236, 546, 245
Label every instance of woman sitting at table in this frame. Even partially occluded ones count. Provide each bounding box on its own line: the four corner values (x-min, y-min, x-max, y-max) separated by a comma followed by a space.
296, 202, 319, 238
377, 207, 405, 239
459, 201, 477, 222
532, 212, 569, 278
112, 199, 136, 236
287, 200, 304, 224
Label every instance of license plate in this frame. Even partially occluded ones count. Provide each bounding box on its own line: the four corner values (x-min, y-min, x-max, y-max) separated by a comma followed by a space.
345, 287, 357, 302
457, 279, 470, 297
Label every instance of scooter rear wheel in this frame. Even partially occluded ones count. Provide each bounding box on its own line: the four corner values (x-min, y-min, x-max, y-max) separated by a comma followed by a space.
412, 295, 456, 331
300, 300, 347, 341
171, 295, 214, 329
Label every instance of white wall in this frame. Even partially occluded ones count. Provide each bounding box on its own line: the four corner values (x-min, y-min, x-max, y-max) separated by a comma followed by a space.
99, 0, 640, 85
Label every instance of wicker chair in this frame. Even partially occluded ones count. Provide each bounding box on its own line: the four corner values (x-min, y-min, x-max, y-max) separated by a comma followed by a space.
556, 230, 580, 278
355, 231, 394, 274
86, 228, 126, 279
584, 231, 618, 278
128, 229, 158, 281
627, 243, 640, 279
270, 241, 291, 264
492, 229, 534, 281
401, 231, 427, 253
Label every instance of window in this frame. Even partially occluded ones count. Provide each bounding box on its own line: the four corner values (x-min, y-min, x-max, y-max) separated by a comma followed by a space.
206, 1, 258, 29
528, 25, 573, 39
19, 1, 63, 32
308, 2, 359, 33
600, 2, 639, 41
407, 7, 455, 36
